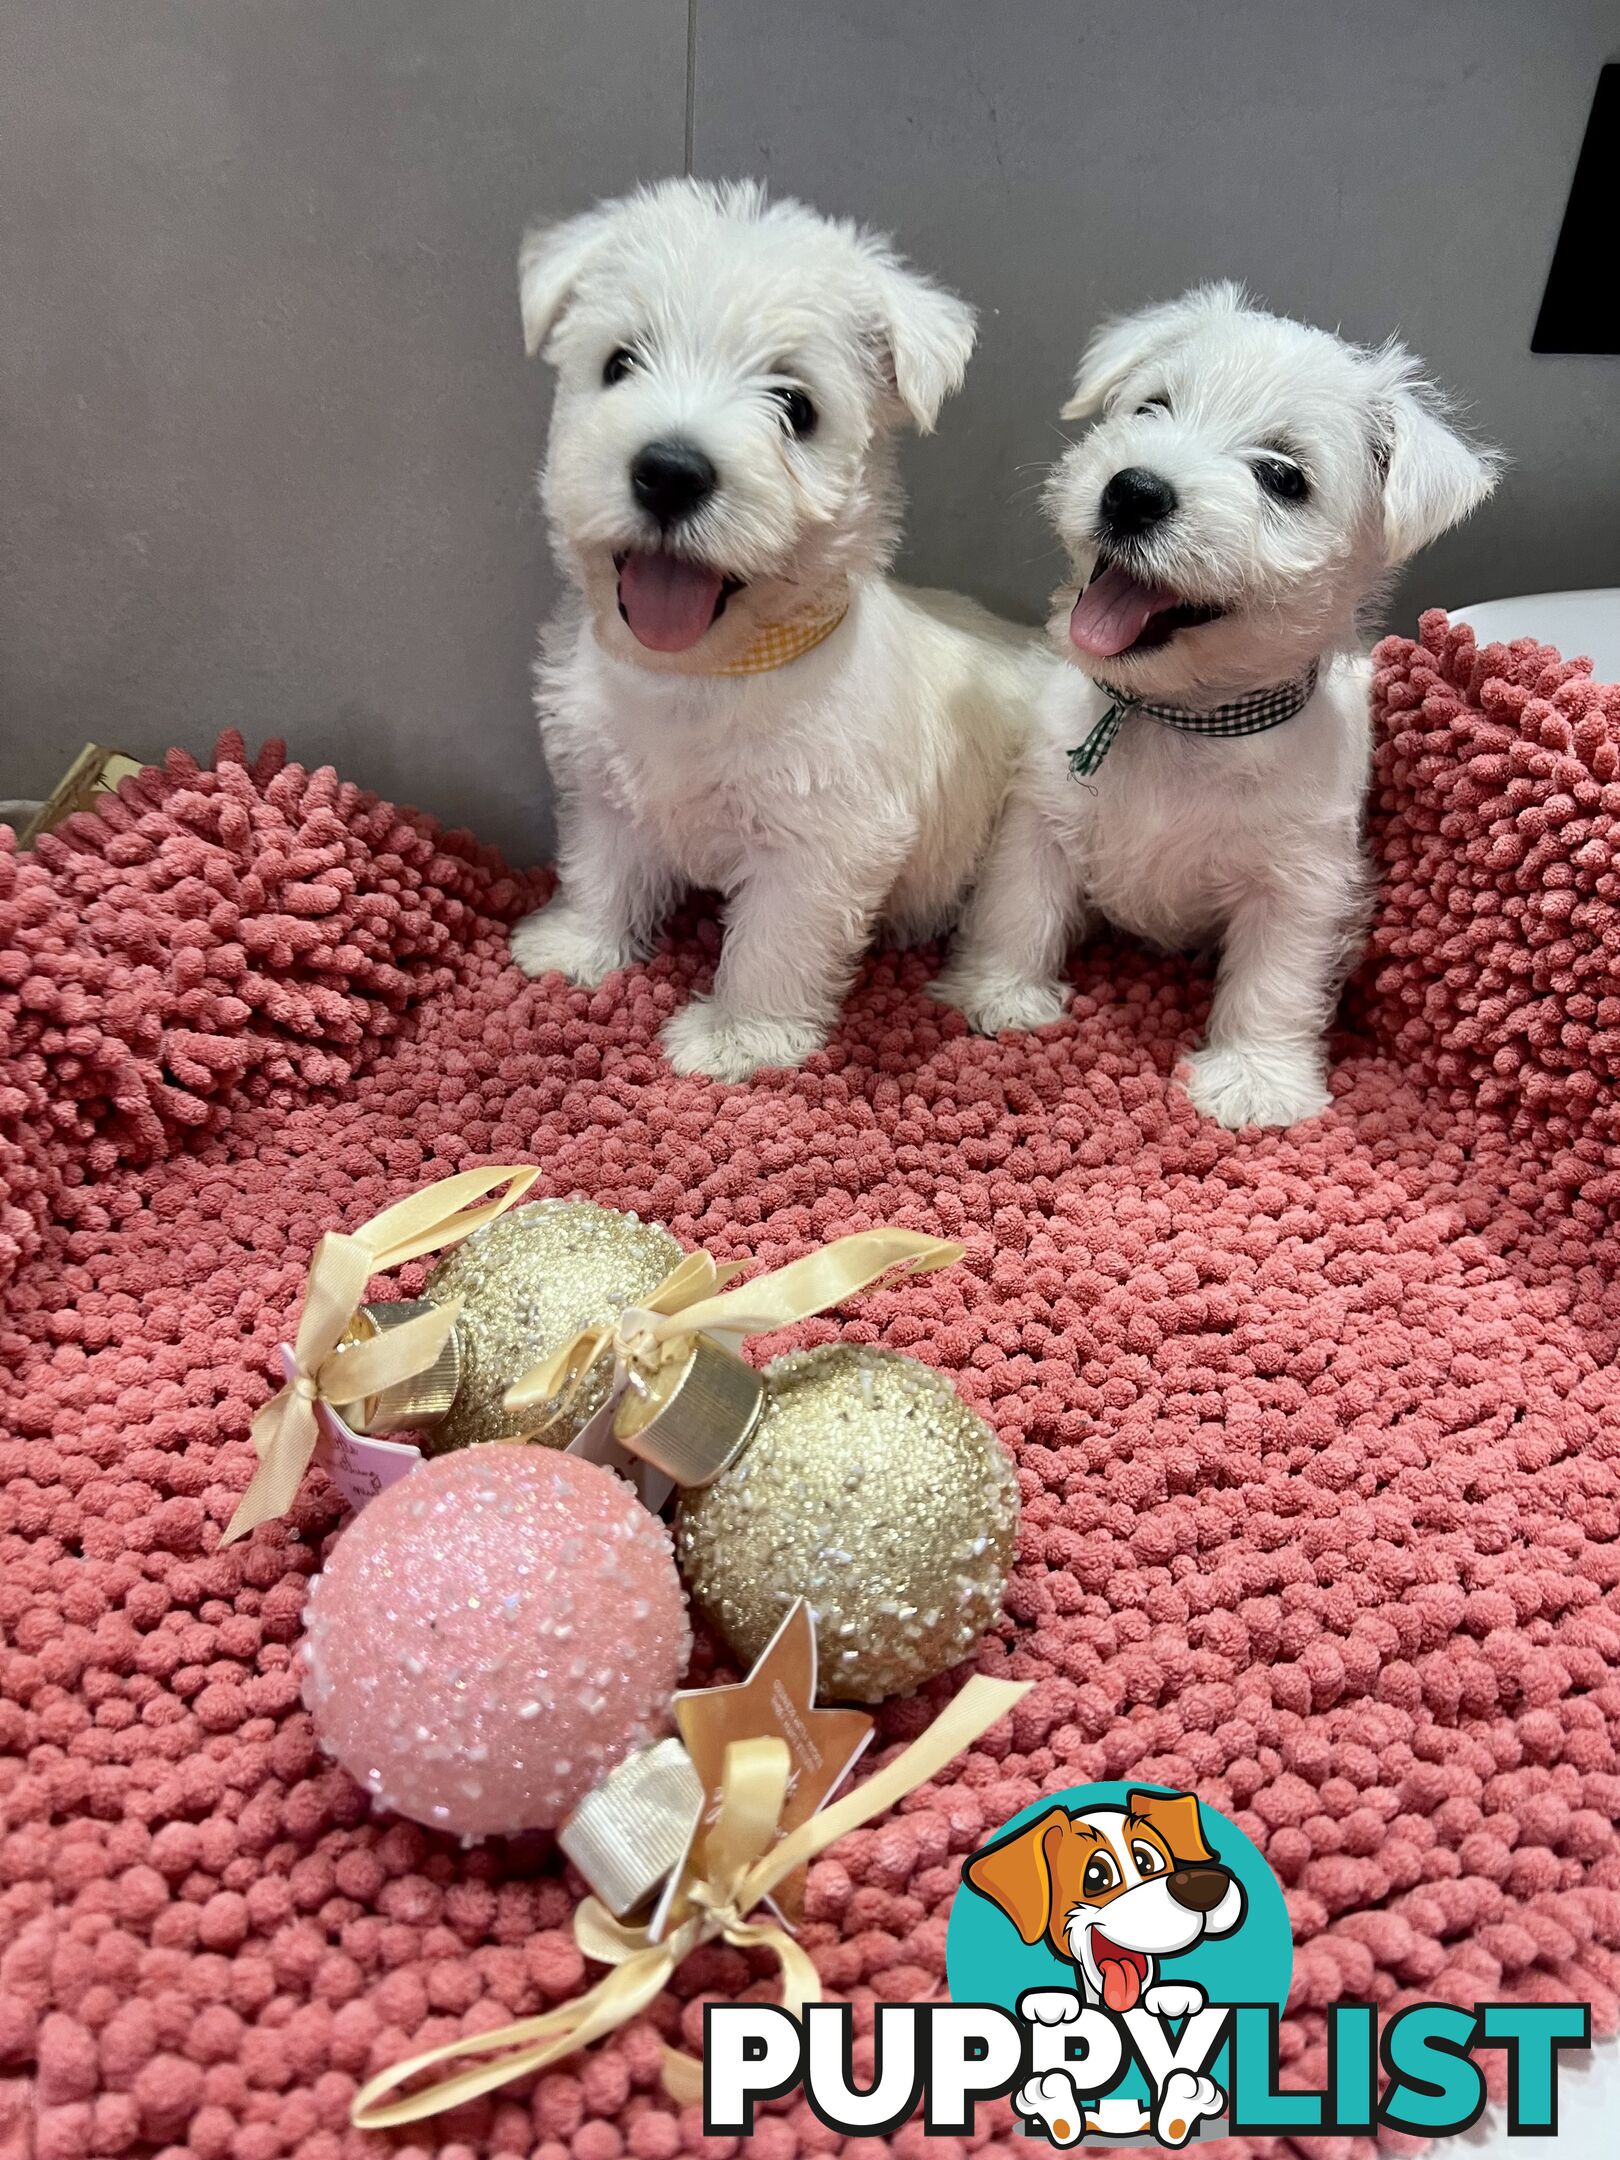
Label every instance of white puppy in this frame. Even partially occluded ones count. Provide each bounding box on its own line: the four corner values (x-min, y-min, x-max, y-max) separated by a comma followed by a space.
509, 178, 1047, 1083
935, 283, 1500, 1127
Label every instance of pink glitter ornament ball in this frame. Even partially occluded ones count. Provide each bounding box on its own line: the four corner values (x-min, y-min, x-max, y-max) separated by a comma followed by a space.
300, 1447, 690, 1836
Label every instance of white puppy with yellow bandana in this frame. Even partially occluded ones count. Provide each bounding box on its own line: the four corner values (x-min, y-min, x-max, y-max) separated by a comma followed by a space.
510, 178, 1049, 1082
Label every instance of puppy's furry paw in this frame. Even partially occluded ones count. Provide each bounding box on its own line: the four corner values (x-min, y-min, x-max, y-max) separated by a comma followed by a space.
1154, 2069, 1224, 2147
661, 999, 827, 1083
1181, 1042, 1331, 1129
509, 906, 635, 987
930, 965, 1070, 1036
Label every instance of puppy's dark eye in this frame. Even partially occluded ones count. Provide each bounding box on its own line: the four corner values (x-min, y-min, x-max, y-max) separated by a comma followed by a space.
1254, 457, 1309, 503
602, 347, 638, 386
772, 386, 818, 439
1130, 1842, 1165, 1877
1135, 396, 1170, 417
1082, 1854, 1118, 1898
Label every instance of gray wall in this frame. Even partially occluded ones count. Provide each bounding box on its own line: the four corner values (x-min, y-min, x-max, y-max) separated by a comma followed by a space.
2, 1, 1617, 864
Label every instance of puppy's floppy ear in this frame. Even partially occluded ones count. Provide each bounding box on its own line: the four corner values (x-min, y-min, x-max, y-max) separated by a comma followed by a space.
1060, 279, 1247, 421
1372, 350, 1502, 559
861, 243, 977, 433
1126, 1788, 1215, 1867
518, 205, 615, 358
963, 1806, 1069, 1944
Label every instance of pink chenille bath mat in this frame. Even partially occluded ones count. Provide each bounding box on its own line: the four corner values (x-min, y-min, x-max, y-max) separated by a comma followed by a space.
2, 610, 1618, 2160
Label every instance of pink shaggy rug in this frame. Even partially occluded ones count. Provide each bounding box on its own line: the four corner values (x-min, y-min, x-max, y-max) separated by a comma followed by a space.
2, 610, 1619, 2160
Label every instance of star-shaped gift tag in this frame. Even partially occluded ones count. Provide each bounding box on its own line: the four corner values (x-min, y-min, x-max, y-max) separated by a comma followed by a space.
663, 1601, 872, 1927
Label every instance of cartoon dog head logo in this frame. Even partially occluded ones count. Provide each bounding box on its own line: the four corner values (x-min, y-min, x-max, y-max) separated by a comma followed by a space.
950, 1783, 1291, 2147
965, 1787, 1247, 2010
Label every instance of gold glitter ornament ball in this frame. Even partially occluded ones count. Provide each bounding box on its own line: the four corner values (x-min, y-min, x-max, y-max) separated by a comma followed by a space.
422, 1200, 683, 1452
675, 1345, 1020, 1702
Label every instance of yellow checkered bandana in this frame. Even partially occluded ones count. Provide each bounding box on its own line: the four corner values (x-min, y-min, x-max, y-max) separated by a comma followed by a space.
711, 586, 850, 676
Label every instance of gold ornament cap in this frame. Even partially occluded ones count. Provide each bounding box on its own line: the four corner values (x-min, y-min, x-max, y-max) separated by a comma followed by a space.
557, 1736, 704, 1918
613, 1336, 765, 1486
333, 1301, 461, 1435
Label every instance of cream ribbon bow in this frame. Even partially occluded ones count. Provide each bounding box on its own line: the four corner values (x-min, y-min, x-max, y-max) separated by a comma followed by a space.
349, 1672, 1031, 2128
223, 1166, 539, 1543
505, 1226, 963, 1436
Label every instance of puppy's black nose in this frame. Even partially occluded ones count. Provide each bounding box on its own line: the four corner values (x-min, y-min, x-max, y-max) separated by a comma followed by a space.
630, 439, 717, 526
1167, 1866, 1231, 1914
1100, 466, 1177, 539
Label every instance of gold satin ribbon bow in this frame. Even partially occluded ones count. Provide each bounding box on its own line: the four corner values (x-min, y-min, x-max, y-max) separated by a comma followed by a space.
505, 1226, 963, 1435
223, 1166, 539, 1544
349, 1671, 1031, 2128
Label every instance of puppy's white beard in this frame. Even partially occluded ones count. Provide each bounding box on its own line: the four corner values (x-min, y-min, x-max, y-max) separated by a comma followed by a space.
580, 550, 850, 669
546, 425, 904, 660
1050, 588, 1355, 703
1054, 526, 1377, 700
563, 492, 890, 673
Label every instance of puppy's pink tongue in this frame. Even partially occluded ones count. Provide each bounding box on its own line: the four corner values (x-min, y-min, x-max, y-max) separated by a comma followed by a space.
1099, 1958, 1142, 2013
1069, 564, 1173, 660
618, 552, 725, 652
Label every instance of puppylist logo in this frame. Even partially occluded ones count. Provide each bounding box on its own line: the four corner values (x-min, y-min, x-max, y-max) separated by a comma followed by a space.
703, 1782, 1590, 2146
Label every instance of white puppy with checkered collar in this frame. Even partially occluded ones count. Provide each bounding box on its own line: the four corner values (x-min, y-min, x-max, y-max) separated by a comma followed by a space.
509, 178, 1050, 1084
934, 283, 1500, 1128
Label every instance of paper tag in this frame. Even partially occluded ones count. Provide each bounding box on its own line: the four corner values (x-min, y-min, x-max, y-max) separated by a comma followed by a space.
273, 1344, 424, 1516
314, 1403, 423, 1514
651, 1600, 872, 1938
566, 1396, 676, 1514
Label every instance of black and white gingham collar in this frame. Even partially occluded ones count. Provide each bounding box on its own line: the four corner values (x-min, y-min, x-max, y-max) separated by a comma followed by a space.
1068, 660, 1321, 781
